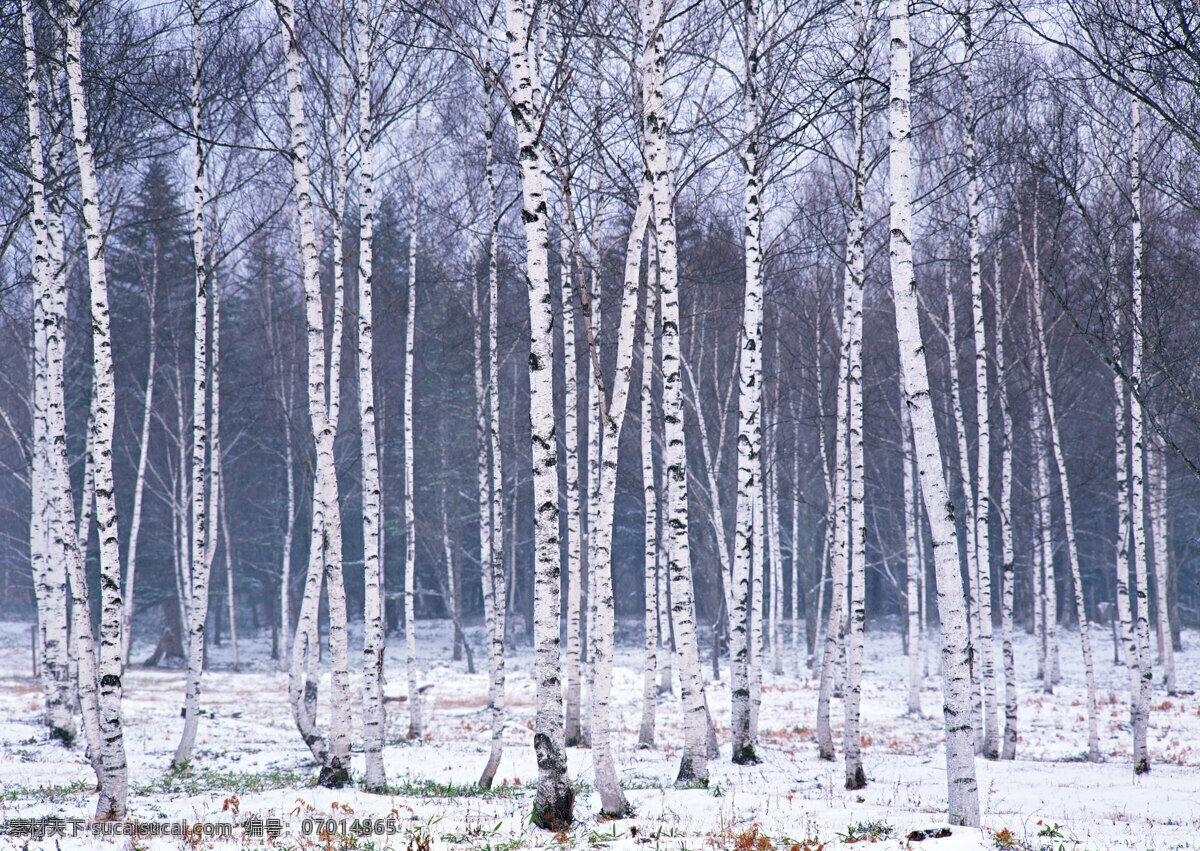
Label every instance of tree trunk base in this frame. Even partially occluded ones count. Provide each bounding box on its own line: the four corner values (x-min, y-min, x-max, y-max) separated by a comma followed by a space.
317, 763, 351, 789
845, 765, 866, 790
732, 744, 759, 765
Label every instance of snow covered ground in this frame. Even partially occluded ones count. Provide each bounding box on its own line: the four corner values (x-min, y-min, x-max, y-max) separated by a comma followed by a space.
1, 617, 1197, 850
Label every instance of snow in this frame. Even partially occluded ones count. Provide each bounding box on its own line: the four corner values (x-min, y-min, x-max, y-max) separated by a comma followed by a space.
1, 618, 1197, 849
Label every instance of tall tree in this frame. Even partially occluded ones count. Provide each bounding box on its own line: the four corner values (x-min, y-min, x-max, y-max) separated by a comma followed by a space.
502, 0, 573, 826
888, 0, 979, 825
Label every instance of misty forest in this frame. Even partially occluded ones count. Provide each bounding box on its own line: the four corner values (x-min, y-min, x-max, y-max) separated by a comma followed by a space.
1, 0, 1200, 847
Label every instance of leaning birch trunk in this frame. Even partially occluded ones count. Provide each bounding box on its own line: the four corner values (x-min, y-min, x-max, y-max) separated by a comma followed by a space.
274, 0, 349, 786
1129, 98, 1153, 774
889, 0, 979, 825
561, 224, 585, 747
1030, 273, 1099, 759
638, 277, 660, 750
357, 0, 386, 788
503, 0, 573, 825
22, 0, 74, 744
175, 12, 213, 763
731, 0, 764, 763
642, 0, 708, 787
403, 130, 426, 741
1151, 438, 1174, 693
843, 2, 869, 785
587, 179, 651, 817
963, 8, 997, 757
903, 402, 921, 716
478, 46, 507, 788
64, 0, 128, 816
995, 257, 1018, 760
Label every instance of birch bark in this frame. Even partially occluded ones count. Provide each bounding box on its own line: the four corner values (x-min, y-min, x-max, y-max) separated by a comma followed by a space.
587, 179, 651, 817
639, 274, 659, 750
404, 125, 426, 741
1030, 270, 1099, 759
889, 0, 979, 825
903, 402, 921, 716
1151, 438, 1174, 693
22, 0, 74, 745
561, 223, 584, 746
995, 257, 1018, 760
1129, 97, 1153, 774
357, 0, 386, 789
731, 0, 764, 763
963, 8, 997, 758
503, 0, 573, 824
174, 2, 211, 766
843, 5, 868, 784
274, 0, 349, 785
64, 0, 128, 816
477, 45, 507, 788
642, 0, 708, 786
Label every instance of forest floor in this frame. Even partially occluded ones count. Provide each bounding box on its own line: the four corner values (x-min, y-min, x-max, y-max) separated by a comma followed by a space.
0, 616, 1197, 850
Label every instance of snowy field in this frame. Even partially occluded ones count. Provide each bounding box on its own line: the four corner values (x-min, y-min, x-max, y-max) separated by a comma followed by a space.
1, 618, 1197, 850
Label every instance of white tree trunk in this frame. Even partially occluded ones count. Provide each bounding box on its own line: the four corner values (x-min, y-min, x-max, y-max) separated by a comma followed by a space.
561, 224, 585, 747
843, 8, 868, 785
731, 0, 764, 762
503, 0, 573, 825
903, 402, 921, 717
639, 274, 659, 750
22, 0, 75, 745
889, 0, 979, 825
356, 0, 386, 790
768, 441, 784, 678
478, 48, 507, 787
1030, 270, 1099, 759
642, 0, 708, 787
943, 234, 983, 748
1129, 98, 1153, 774
963, 11, 997, 758
1151, 438, 1174, 693
175, 7, 211, 765
64, 0, 128, 817
994, 257, 1018, 760
404, 129, 426, 741
587, 178, 651, 817
275, 0, 349, 785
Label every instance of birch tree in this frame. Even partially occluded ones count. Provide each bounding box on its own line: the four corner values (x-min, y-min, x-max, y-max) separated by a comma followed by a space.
357, 0, 386, 789
63, 0, 129, 817
638, 271, 660, 751
1030, 266, 1100, 760
275, 0, 351, 786
731, 0, 764, 765
962, 3, 997, 758
842, 0, 869, 787
1129, 95, 1153, 774
174, 0, 213, 769
995, 256, 1018, 760
404, 120, 426, 741
888, 0, 979, 825
22, 0, 74, 746
502, 0, 573, 825
477, 40, 507, 786
642, 0, 710, 786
